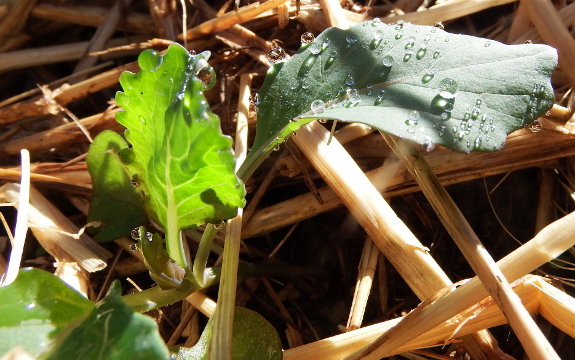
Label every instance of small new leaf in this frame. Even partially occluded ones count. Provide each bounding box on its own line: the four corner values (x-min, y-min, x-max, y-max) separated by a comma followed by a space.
134, 226, 188, 290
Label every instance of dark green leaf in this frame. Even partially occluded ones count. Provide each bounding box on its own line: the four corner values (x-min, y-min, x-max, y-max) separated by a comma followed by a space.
87, 130, 148, 242
115, 44, 246, 269
46, 281, 170, 360
174, 307, 282, 360
242, 21, 556, 178
0, 268, 93, 357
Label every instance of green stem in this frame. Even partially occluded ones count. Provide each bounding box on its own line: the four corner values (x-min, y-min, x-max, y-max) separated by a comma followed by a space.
193, 223, 219, 286
122, 266, 220, 313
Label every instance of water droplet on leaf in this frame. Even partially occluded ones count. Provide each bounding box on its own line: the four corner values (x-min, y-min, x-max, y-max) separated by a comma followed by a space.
405, 37, 416, 49
325, 51, 337, 69
346, 35, 357, 44
301, 32, 315, 45
438, 78, 459, 99
433, 22, 444, 29
345, 72, 355, 86
138, 49, 162, 71
405, 110, 420, 125
382, 55, 394, 67
370, 30, 384, 49
267, 47, 287, 63
416, 48, 427, 60
131, 228, 141, 240
146, 232, 153, 242
311, 99, 325, 114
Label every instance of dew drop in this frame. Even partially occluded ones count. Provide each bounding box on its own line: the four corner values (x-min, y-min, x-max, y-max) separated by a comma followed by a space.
382, 55, 394, 67
346, 35, 357, 44
476, 99, 482, 107
524, 40, 533, 44
321, 39, 331, 51
433, 22, 444, 29
405, 110, 420, 125
484, 40, 492, 47
146, 232, 153, 242
309, 43, 322, 55
301, 53, 319, 72
130, 243, 138, 251
318, 119, 327, 124
474, 136, 482, 148
345, 72, 355, 86
301, 32, 315, 45
196, 65, 216, 89
131, 228, 141, 240
139, 116, 146, 124
395, 31, 403, 40
138, 49, 162, 71
396, 20, 405, 27
433, 49, 440, 59
370, 30, 384, 50
325, 51, 337, 69
403, 52, 412, 62
421, 74, 434, 83
438, 78, 459, 99
274, 144, 281, 151
372, 18, 382, 26
529, 119, 542, 132
405, 37, 416, 50
131, 179, 139, 187
311, 99, 326, 114
416, 48, 427, 60
267, 47, 287, 63
471, 108, 480, 120
374, 90, 386, 105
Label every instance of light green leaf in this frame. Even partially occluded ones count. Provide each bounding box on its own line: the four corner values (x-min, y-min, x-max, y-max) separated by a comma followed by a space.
45, 281, 170, 360
0, 268, 93, 358
174, 307, 282, 360
87, 130, 148, 242
240, 21, 556, 179
115, 44, 246, 269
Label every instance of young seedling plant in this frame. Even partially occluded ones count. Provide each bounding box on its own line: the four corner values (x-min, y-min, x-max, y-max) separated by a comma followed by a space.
0, 19, 560, 360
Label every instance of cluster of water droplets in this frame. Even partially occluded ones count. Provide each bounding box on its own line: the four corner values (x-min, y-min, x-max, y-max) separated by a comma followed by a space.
405, 110, 420, 134
523, 83, 551, 125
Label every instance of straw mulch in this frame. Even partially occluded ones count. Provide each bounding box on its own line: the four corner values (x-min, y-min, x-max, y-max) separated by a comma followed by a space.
1, 0, 575, 359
